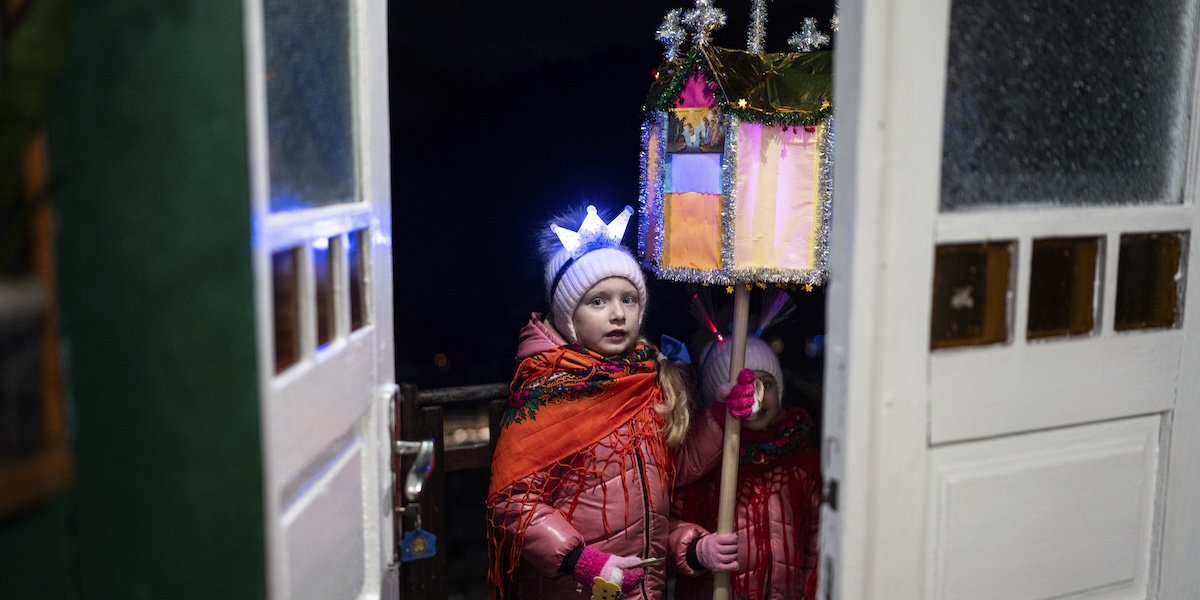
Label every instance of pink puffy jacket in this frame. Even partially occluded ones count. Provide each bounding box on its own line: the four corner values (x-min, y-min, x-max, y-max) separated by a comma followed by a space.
488, 316, 724, 599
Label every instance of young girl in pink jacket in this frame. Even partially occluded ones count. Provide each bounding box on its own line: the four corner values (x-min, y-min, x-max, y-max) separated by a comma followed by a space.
486, 205, 753, 599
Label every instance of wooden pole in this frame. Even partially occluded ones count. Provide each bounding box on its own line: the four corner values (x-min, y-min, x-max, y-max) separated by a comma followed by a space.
713, 285, 751, 600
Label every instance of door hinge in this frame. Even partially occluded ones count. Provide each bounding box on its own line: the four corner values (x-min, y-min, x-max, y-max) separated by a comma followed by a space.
824, 478, 838, 511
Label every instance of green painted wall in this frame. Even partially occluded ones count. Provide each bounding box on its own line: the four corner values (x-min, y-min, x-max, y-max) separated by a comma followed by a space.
1, 2, 265, 598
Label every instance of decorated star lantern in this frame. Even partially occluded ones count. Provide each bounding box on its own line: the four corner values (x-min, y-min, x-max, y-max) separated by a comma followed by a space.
639, 6, 835, 598
638, 19, 833, 288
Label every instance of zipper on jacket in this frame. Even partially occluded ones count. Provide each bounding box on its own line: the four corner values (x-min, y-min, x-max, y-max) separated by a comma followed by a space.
633, 447, 651, 598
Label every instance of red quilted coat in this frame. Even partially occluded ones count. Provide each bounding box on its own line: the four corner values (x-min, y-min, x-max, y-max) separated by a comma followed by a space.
486, 315, 724, 599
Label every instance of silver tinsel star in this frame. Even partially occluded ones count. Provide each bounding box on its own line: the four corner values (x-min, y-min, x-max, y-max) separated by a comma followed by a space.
656, 9, 687, 61
830, 12, 840, 33
788, 17, 830, 52
683, 0, 727, 47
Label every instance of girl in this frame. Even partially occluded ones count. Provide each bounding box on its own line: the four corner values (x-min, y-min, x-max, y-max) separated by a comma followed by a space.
486, 205, 752, 599
673, 333, 823, 600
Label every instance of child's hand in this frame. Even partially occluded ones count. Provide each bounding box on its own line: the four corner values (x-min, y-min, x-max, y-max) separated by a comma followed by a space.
695, 533, 740, 572
716, 368, 759, 419
573, 546, 645, 596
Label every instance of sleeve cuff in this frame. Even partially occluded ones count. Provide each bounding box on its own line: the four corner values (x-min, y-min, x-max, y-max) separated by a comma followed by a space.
686, 537, 705, 571
559, 545, 584, 575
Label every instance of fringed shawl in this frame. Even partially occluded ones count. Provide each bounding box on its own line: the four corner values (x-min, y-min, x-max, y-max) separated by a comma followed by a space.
487, 342, 673, 598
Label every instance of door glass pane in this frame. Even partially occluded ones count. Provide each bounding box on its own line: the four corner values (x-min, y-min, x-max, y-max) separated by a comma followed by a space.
1027, 237, 1099, 340
940, 0, 1198, 211
272, 247, 301, 373
263, 0, 356, 212
1115, 232, 1186, 331
931, 242, 1013, 349
348, 229, 368, 331
313, 237, 336, 349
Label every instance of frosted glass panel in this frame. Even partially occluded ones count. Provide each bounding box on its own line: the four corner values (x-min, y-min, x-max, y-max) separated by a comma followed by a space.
940, 0, 1198, 211
264, 0, 356, 212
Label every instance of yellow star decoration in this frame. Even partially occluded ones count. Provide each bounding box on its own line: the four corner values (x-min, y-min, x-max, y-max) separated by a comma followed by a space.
737, 98, 748, 109
821, 100, 831, 110
726, 286, 735, 294
803, 283, 814, 292
756, 282, 767, 289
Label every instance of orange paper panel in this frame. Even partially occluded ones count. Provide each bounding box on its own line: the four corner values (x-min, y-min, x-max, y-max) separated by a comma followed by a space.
733, 122, 821, 271
663, 192, 721, 271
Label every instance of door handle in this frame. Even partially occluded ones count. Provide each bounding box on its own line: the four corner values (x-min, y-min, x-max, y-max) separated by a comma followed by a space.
394, 439, 435, 502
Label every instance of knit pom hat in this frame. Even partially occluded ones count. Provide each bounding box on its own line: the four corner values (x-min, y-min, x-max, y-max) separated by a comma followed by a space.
540, 206, 648, 345
698, 336, 783, 406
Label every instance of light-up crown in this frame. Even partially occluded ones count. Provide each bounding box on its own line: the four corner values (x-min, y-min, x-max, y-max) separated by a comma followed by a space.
550, 204, 634, 259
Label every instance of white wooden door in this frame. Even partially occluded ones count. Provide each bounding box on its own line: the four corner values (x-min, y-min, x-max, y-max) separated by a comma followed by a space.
823, 0, 1200, 599
245, 0, 396, 598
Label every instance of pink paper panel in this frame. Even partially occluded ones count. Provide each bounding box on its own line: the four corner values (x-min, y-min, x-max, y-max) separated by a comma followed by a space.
733, 122, 821, 272
675, 72, 717, 108
666, 153, 723, 194
664, 192, 722, 271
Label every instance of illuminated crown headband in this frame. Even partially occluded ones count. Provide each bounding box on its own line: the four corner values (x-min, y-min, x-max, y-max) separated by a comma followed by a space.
548, 205, 634, 301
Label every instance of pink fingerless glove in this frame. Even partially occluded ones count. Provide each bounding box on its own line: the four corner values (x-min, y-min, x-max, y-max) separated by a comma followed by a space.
573, 546, 645, 595
695, 533, 740, 572
714, 368, 757, 419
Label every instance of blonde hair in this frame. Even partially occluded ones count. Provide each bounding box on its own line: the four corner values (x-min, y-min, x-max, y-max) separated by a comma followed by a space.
646, 338, 693, 448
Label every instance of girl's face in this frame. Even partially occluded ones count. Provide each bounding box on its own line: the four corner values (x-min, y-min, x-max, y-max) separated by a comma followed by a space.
571, 276, 641, 357
742, 371, 782, 431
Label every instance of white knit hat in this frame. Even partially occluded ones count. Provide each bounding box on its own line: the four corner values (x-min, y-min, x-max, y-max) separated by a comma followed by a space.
540, 205, 648, 345
544, 246, 648, 345
698, 336, 783, 406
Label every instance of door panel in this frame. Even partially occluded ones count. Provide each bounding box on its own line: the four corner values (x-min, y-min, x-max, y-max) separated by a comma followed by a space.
927, 416, 1161, 600
930, 334, 1179, 443
284, 442, 366, 600
247, 0, 394, 597
824, 0, 1200, 597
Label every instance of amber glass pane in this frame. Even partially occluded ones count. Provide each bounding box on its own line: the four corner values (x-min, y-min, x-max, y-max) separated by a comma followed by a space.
313, 237, 336, 349
1027, 237, 1100, 340
348, 229, 368, 331
931, 242, 1013, 349
1115, 232, 1186, 331
272, 248, 301, 372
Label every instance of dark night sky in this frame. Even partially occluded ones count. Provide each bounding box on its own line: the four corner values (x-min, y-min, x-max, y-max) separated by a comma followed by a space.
388, 1, 835, 390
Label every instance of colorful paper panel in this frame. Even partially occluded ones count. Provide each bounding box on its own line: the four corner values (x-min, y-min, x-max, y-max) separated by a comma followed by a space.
663, 192, 722, 271
733, 122, 821, 272
666, 153, 723, 195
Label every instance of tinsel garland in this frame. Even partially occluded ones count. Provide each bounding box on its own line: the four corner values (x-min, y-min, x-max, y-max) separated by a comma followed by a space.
747, 0, 769, 54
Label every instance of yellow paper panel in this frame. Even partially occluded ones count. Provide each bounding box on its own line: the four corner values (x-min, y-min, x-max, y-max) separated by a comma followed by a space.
733, 123, 821, 272
663, 192, 721, 271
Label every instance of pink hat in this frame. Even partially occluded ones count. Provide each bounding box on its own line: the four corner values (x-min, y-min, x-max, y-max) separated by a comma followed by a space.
698, 336, 783, 405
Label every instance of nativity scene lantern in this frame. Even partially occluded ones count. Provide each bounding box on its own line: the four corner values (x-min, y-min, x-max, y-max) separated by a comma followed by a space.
638, 3, 835, 598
